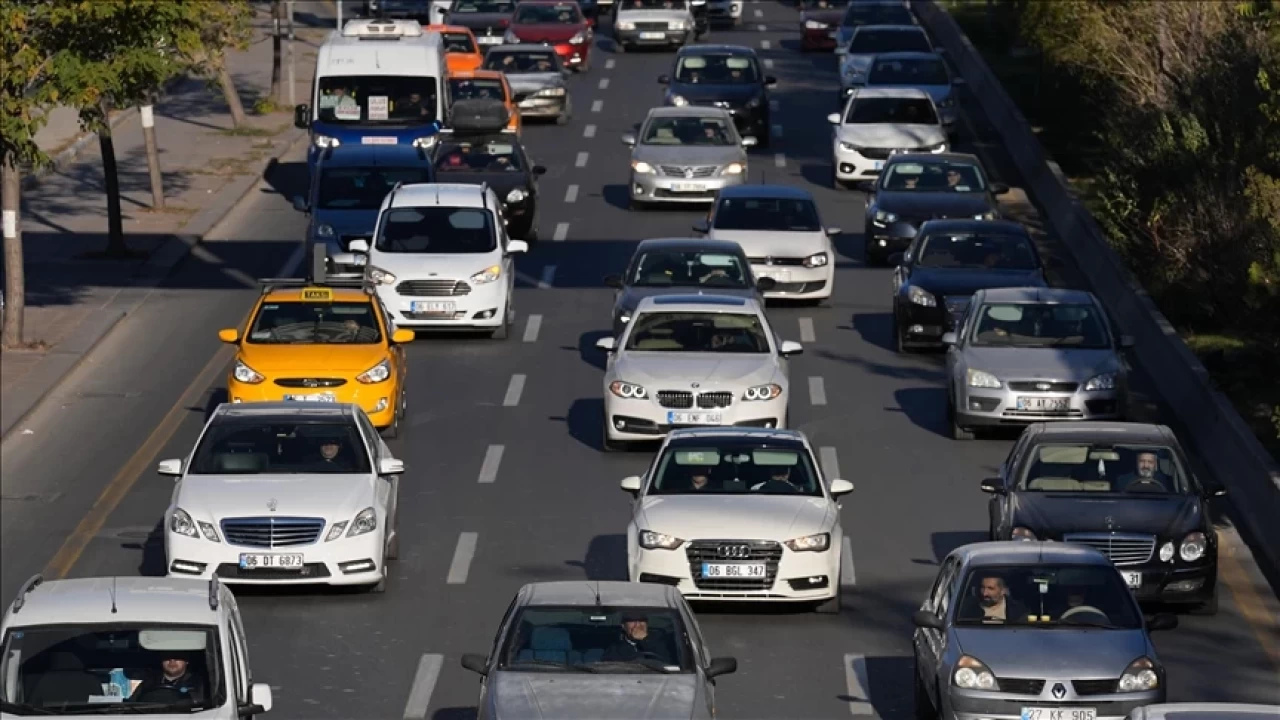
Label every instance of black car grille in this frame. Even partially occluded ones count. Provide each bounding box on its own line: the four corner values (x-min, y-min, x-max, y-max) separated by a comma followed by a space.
656, 390, 734, 409
274, 378, 347, 388
1072, 679, 1118, 696
1061, 533, 1156, 566
747, 256, 807, 266
396, 279, 471, 297
657, 391, 693, 408
220, 517, 325, 548
686, 540, 781, 591
1007, 381, 1080, 392
659, 165, 718, 177
859, 146, 936, 160
697, 391, 733, 408
635, 21, 670, 30
995, 678, 1045, 695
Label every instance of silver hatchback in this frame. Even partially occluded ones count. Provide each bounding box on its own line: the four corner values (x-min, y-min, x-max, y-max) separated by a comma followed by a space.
622, 106, 755, 208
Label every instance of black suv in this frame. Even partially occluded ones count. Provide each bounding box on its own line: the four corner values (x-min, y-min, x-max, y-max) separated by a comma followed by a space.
659, 44, 775, 147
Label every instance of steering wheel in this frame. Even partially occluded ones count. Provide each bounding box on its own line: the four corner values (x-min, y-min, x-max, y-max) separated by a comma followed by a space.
1061, 605, 1109, 622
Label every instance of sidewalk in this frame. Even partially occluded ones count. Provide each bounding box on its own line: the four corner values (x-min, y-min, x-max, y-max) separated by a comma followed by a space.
0, 4, 336, 438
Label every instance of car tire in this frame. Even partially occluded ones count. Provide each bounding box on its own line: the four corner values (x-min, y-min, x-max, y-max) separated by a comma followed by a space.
578, 56, 591, 73
616, 40, 627, 53
557, 101, 571, 125
832, 167, 844, 190
814, 576, 841, 614
602, 426, 626, 452
366, 569, 387, 594
490, 303, 511, 340
380, 402, 400, 439
914, 671, 936, 720
893, 312, 908, 353
628, 196, 645, 211
948, 391, 975, 441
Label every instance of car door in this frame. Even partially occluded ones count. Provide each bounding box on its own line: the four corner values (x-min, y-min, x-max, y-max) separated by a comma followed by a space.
991, 432, 1031, 537
892, 233, 923, 301
914, 555, 958, 701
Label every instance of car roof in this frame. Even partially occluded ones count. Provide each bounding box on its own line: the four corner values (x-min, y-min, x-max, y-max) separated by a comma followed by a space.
851, 86, 931, 100
386, 182, 492, 209
1025, 421, 1175, 446
885, 151, 982, 165
668, 427, 806, 443
520, 581, 679, 608
317, 143, 433, 168
977, 286, 1097, 304
490, 43, 563, 53
870, 51, 944, 63
646, 105, 733, 120
852, 24, 926, 34
918, 219, 1027, 235
716, 184, 815, 201
954, 540, 1111, 568
261, 285, 371, 303
634, 294, 759, 312
634, 237, 746, 253
5, 577, 221, 627
211, 401, 360, 422
677, 44, 757, 57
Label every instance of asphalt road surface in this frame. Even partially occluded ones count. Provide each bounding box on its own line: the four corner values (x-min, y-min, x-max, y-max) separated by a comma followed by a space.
2, 3, 1278, 718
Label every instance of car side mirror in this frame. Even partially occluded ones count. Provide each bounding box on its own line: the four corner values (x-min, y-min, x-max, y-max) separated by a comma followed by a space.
378, 457, 405, 476
460, 653, 488, 676
218, 328, 240, 344
348, 238, 370, 254
1146, 613, 1178, 632
247, 683, 273, 714
887, 252, 905, 266
596, 337, 617, 352
507, 240, 529, 254
532, 165, 547, 175
603, 274, 624, 288
825, 227, 841, 237
706, 657, 737, 679
992, 182, 1010, 196
1119, 335, 1135, 348
779, 340, 803, 356
293, 104, 310, 129
692, 220, 710, 234
941, 332, 957, 345
391, 329, 415, 344
765, 76, 777, 88
980, 477, 1005, 494
292, 195, 310, 213
658, 74, 670, 84
827, 112, 841, 125
621, 133, 637, 146
912, 610, 945, 630
157, 459, 183, 477
829, 478, 854, 497
620, 475, 642, 494
741, 136, 758, 147
756, 276, 777, 292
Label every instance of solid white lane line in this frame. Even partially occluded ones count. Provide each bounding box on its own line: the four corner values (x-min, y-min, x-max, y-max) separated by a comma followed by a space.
606, 58, 616, 70
565, 184, 579, 203
820, 446, 841, 480
799, 317, 816, 343
584, 123, 597, 138
575, 151, 589, 167
754, 8, 763, 18
402, 654, 444, 719
774, 153, 786, 168
539, 265, 556, 290
503, 374, 526, 406
844, 654, 874, 716
841, 536, 857, 587
599, 77, 610, 90
757, 23, 767, 31
446, 532, 478, 584
809, 377, 827, 406
523, 314, 542, 343
478, 444, 504, 484
771, 124, 783, 139
760, 39, 771, 50
553, 222, 570, 241
764, 58, 774, 69
591, 99, 604, 112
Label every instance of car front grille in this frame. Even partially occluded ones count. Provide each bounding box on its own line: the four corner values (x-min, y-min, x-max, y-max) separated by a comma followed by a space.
995, 678, 1045, 696
656, 390, 734, 409
657, 390, 693, 408
697, 391, 733, 408
396, 279, 471, 297
748, 256, 807, 266
685, 540, 781, 590
274, 378, 347, 388
1008, 381, 1081, 392
220, 517, 325, 548
635, 21, 670, 30
858, 146, 937, 160
1061, 533, 1156, 566
659, 165, 718, 177
1072, 679, 1118, 696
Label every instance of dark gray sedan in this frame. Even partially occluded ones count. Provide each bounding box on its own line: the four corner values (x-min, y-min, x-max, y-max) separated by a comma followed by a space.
913, 541, 1175, 720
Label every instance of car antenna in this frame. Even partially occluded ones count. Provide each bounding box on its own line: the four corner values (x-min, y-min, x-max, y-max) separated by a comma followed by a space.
110, 576, 118, 614
592, 581, 602, 606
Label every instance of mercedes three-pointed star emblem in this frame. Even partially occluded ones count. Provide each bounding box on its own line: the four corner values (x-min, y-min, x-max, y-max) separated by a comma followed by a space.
266, 498, 278, 512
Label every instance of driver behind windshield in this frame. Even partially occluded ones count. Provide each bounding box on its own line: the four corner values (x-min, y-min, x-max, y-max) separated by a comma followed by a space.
1116, 451, 1170, 492
129, 653, 206, 705
602, 612, 671, 664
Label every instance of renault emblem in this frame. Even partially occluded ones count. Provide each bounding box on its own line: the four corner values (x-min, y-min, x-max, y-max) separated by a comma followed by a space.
266, 498, 278, 512
1051, 683, 1067, 700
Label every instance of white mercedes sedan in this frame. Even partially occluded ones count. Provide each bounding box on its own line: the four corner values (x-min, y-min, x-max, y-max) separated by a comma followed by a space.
595, 294, 802, 451
619, 427, 854, 612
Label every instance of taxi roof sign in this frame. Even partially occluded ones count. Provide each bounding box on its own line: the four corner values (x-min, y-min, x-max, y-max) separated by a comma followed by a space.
302, 287, 334, 301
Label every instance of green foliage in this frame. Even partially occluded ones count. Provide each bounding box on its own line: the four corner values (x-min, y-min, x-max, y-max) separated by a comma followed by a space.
1, 2, 60, 169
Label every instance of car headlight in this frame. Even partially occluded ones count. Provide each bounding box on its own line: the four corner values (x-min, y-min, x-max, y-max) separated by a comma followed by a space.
804, 19, 827, 29
313, 135, 340, 148
631, 160, 655, 174
356, 359, 391, 384
908, 286, 935, 307
616, 20, 634, 30
506, 188, 526, 203
967, 369, 1002, 389
504, 30, 520, 43
669, 94, 688, 106
838, 141, 860, 152
974, 211, 996, 220
412, 136, 437, 149
535, 87, 566, 97
873, 209, 897, 224
570, 31, 586, 44
722, 162, 746, 175
1180, 532, 1207, 562
368, 266, 396, 285
804, 252, 829, 268
170, 508, 198, 538
743, 383, 783, 401
1117, 657, 1160, 692
346, 507, 378, 537
669, 20, 686, 30
1084, 372, 1116, 391
609, 380, 647, 399
470, 264, 502, 285
639, 529, 684, 550
316, 224, 335, 238
233, 359, 265, 384
785, 532, 830, 552
1159, 541, 1175, 562
1011, 526, 1036, 541
930, 142, 948, 153
952, 655, 999, 691
325, 521, 349, 542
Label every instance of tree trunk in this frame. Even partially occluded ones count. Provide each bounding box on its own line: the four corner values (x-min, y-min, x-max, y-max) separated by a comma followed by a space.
141, 101, 165, 209
219, 64, 248, 128
271, 0, 284, 105
1, 152, 26, 348
99, 100, 129, 257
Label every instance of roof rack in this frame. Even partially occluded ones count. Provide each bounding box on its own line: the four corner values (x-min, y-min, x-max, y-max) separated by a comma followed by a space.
11, 574, 44, 614
208, 574, 220, 611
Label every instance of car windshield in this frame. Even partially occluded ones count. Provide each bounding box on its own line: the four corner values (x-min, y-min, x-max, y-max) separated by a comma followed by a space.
449, 77, 507, 102
629, 251, 750, 288
880, 160, 986, 191
623, 0, 688, 9
434, 139, 524, 173
954, 565, 1142, 629
675, 54, 759, 84
0, 624, 223, 715
189, 420, 371, 475
375, 207, 496, 253
651, 443, 823, 496
497, 606, 694, 673
442, 31, 477, 53
316, 75, 438, 125
451, 0, 516, 12
643, 116, 735, 145
483, 51, 558, 73
845, 96, 938, 125
916, 232, 1038, 270
713, 197, 821, 231
868, 57, 949, 86
849, 29, 931, 53
317, 166, 432, 210
1021, 443, 1190, 494
842, 4, 913, 26
514, 3, 581, 23
625, 311, 769, 353
970, 302, 1110, 349
247, 300, 383, 345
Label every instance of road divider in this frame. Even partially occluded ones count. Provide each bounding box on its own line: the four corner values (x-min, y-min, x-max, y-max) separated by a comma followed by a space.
799, 317, 816, 343
591, 99, 604, 113
565, 184, 579, 203
523, 314, 543, 343
446, 533, 479, 584
584, 124, 597, 138
402, 654, 444, 719
553, 222, 570, 241
809, 377, 827, 406
575, 151, 589, 167
503, 374, 526, 406
539, 265, 556, 289
841, 537, 856, 587
478, 445, 504, 484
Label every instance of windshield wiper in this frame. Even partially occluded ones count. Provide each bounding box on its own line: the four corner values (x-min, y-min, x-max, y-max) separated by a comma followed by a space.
1056, 618, 1123, 630
583, 659, 670, 673
504, 659, 594, 673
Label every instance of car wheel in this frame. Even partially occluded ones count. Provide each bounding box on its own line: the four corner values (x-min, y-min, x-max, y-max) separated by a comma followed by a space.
832, 167, 844, 190
602, 425, 626, 452
578, 57, 591, 72
557, 100, 571, 125
616, 40, 627, 53
814, 575, 841, 614
914, 671, 936, 720
948, 390, 974, 441
380, 405, 400, 439
366, 568, 387, 594
628, 196, 645, 211
490, 303, 511, 340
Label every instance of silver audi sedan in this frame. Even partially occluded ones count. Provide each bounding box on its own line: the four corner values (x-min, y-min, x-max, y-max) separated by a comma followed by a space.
913, 541, 1176, 720
944, 287, 1132, 440
622, 106, 755, 209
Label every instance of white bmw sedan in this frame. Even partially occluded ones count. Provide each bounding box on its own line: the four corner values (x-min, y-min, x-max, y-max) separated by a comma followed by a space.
620, 427, 854, 612
595, 294, 802, 451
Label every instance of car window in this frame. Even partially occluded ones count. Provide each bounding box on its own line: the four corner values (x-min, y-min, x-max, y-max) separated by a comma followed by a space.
650, 444, 823, 497
971, 302, 1109, 349
1020, 443, 1189, 494
880, 160, 987, 191
629, 250, 750, 288
624, 0, 688, 9
845, 97, 938, 125
189, 421, 372, 475
954, 565, 1142, 629
248, 300, 383, 344
482, 51, 558, 73
850, 29, 931, 54
449, 77, 507, 102
435, 139, 524, 172
675, 54, 759, 84
642, 116, 735, 146
451, 0, 516, 12
317, 167, 432, 210
713, 197, 821, 232
497, 606, 694, 673
514, 2, 581, 23
868, 57, 949, 86
442, 31, 477, 53
916, 232, 1038, 270
317, 75, 438, 125
625, 311, 769, 353
376, 207, 496, 253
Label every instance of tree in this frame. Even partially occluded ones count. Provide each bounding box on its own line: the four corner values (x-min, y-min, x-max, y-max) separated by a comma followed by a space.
176, 1, 254, 128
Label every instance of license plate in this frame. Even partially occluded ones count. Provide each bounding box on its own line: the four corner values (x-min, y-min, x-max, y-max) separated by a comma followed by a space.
702, 563, 765, 578
477, 36, 503, 44
1122, 571, 1142, 589
668, 411, 723, 425
283, 393, 336, 402
873, 160, 885, 170
639, 31, 666, 39
1016, 396, 1070, 411
669, 182, 704, 192
756, 269, 791, 282
361, 136, 397, 145
411, 301, 455, 314
239, 553, 304, 570
1022, 709, 1096, 720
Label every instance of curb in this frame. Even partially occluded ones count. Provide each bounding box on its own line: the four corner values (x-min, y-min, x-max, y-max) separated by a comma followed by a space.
1, 126, 310, 443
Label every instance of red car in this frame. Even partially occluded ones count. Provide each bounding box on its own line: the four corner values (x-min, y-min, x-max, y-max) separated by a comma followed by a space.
504, 0, 593, 71
799, 0, 849, 52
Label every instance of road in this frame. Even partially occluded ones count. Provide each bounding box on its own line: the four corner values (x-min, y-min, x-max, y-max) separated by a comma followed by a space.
2, 3, 1278, 718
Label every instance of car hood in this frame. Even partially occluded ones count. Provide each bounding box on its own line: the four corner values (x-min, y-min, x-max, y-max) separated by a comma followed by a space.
431, 171, 528, 197
669, 82, 762, 105
506, 72, 565, 94
618, 285, 756, 312
613, 352, 779, 386
511, 23, 584, 42
632, 144, 745, 166
909, 267, 1047, 296
638, 494, 833, 539
876, 192, 994, 218
238, 343, 388, 374
489, 674, 697, 720
705, 229, 828, 258
1010, 492, 1204, 539
953, 627, 1150, 679
177, 475, 373, 521
369, 252, 498, 281
960, 346, 1122, 380
448, 13, 512, 31
838, 123, 946, 149
616, 9, 689, 22
802, 9, 844, 25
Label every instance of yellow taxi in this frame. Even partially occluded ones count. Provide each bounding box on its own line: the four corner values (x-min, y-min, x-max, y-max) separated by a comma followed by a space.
218, 280, 415, 437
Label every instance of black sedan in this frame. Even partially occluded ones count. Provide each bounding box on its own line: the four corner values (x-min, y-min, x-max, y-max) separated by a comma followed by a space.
863, 152, 1008, 266
981, 421, 1226, 614
890, 219, 1046, 351
603, 237, 774, 335
659, 44, 776, 147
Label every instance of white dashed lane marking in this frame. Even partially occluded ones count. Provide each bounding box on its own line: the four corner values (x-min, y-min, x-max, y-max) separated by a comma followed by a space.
799, 317, 816, 343
564, 184, 579, 203
598, 77, 610, 90
478, 445, 504, 484
402, 654, 444, 719
523, 314, 542, 343
553, 222, 570, 241
591, 99, 604, 112
575, 151, 589, 167
446, 533, 478, 584
503, 374, 526, 406
757, 23, 767, 31
764, 58, 774, 69
808, 377, 827, 406
841, 537, 857, 587
539, 265, 556, 289
584, 124, 597, 138
606, 58, 616, 70
754, 8, 763, 18
774, 153, 786, 168
844, 654, 874, 715
760, 39, 771, 50
820, 446, 841, 480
